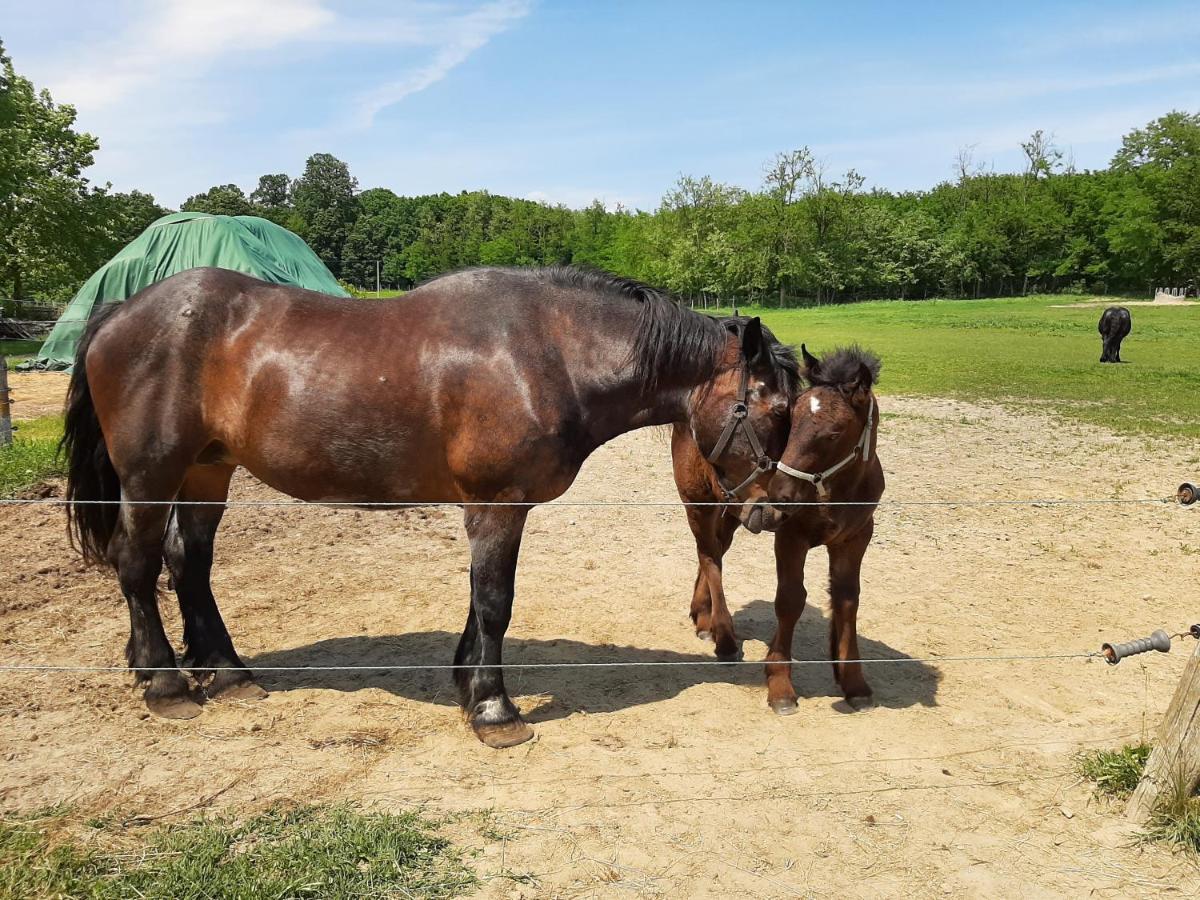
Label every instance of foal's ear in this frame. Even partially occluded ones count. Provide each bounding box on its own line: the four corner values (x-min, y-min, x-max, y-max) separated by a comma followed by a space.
847, 361, 875, 401
740, 316, 766, 364
800, 343, 821, 378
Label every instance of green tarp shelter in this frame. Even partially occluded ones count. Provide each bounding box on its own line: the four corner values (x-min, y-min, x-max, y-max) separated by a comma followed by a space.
22, 212, 349, 371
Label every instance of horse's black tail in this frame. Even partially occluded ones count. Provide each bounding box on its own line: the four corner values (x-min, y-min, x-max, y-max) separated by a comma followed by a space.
61, 304, 124, 567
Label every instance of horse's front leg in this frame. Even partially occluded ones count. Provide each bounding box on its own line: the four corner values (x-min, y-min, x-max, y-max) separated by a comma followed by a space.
828, 519, 874, 708
765, 525, 808, 715
456, 505, 532, 748
689, 508, 741, 661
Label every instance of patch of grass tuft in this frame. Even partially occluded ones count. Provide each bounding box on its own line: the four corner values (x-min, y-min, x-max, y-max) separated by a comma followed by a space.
0, 414, 65, 496
1076, 743, 1153, 798
0, 803, 476, 899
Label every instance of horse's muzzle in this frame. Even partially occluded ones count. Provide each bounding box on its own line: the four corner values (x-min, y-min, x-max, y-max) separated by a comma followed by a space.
733, 499, 768, 534
758, 503, 788, 532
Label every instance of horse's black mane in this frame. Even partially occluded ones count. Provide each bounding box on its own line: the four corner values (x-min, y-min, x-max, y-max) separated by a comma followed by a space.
806, 345, 882, 389
542, 266, 800, 395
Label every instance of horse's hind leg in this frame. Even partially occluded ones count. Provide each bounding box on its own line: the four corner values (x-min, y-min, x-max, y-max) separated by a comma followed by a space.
164, 465, 265, 702
110, 481, 199, 719
827, 521, 874, 708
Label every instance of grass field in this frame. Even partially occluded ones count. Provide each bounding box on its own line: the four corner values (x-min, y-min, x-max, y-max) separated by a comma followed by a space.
728, 295, 1200, 440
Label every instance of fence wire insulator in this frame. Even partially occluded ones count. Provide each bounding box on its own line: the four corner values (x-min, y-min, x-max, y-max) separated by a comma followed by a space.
1179, 483, 1199, 506
1102, 629, 1172, 665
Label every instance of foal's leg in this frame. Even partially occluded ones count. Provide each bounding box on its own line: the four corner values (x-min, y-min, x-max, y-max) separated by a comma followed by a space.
684, 504, 717, 635
164, 465, 265, 701
685, 505, 740, 659
455, 505, 531, 748
828, 520, 874, 707
706, 513, 741, 660
764, 525, 808, 715
109, 478, 199, 719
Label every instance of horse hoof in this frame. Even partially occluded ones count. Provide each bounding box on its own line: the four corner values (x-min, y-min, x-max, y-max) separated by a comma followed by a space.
145, 694, 203, 720
696, 629, 712, 642
210, 681, 268, 702
769, 698, 798, 716
845, 694, 875, 711
473, 720, 534, 749
716, 647, 744, 663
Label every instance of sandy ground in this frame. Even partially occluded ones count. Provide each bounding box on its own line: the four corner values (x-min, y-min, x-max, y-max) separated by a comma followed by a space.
2, 385, 1200, 898
5, 371, 71, 420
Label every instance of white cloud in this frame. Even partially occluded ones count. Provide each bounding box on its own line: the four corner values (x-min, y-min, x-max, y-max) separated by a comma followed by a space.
350, 0, 532, 127
51, 0, 335, 110
34, 0, 530, 125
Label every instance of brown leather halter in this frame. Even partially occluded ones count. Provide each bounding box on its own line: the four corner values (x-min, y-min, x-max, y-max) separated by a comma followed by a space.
705, 362, 776, 502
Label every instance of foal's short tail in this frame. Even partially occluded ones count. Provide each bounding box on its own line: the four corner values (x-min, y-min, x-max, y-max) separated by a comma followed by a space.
61, 304, 123, 567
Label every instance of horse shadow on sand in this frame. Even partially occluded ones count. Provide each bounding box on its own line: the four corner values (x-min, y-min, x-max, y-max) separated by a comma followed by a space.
247, 599, 940, 722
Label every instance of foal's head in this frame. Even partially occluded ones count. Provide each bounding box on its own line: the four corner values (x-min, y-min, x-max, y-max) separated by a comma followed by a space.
762, 345, 881, 528
688, 316, 799, 530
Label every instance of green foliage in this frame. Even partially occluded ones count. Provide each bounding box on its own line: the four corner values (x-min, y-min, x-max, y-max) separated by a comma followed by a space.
1076, 743, 1153, 798
0, 414, 65, 496
5, 48, 1200, 312
0, 804, 475, 900
0, 42, 170, 302
180, 183, 254, 217
291, 153, 360, 277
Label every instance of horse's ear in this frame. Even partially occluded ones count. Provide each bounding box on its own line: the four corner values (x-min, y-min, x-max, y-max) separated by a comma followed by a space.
741, 316, 766, 364
846, 361, 875, 402
801, 343, 820, 378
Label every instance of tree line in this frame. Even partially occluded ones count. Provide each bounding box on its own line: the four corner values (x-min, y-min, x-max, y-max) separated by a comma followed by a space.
3, 39, 1197, 306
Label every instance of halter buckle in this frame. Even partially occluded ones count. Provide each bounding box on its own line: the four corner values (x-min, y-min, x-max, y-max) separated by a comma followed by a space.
731, 402, 748, 419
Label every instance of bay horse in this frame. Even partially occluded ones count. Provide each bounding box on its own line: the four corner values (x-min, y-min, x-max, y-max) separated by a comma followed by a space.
61, 266, 801, 748
673, 344, 883, 713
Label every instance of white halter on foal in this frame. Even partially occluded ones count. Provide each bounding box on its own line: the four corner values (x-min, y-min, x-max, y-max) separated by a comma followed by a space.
774, 394, 876, 499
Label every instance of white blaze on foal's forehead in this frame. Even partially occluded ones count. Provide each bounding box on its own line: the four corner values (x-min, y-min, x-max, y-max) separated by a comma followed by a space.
809, 395, 822, 414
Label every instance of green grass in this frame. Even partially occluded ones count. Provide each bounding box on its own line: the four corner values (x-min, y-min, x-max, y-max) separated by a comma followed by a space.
725, 295, 1200, 439
1077, 743, 1200, 853
1, 339, 43, 366
0, 804, 475, 900
0, 414, 66, 496
1076, 743, 1153, 798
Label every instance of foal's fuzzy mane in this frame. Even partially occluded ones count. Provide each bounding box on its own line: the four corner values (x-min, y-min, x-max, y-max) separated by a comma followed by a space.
806, 345, 882, 389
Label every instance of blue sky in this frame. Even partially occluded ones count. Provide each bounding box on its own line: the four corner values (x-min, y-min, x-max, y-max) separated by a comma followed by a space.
3, 1, 1198, 210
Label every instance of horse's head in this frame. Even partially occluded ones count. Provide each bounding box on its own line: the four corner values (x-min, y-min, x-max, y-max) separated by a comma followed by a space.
688, 316, 798, 533
761, 344, 881, 531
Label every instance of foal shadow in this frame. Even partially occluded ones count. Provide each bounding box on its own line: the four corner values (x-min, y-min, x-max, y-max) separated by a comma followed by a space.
731, 599, 941, 711
247, 604, 939, 721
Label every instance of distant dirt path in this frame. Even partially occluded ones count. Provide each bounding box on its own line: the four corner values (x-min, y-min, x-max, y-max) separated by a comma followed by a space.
6, 372, 70, 420
2, 394, 1198, 897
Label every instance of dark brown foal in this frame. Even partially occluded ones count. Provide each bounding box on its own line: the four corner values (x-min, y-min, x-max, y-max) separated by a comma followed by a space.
761, 345, 884, 713
672, 344, 884, 711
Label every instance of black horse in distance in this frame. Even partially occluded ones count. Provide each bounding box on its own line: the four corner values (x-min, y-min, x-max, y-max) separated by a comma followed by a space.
1098, 306, 1131, 363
